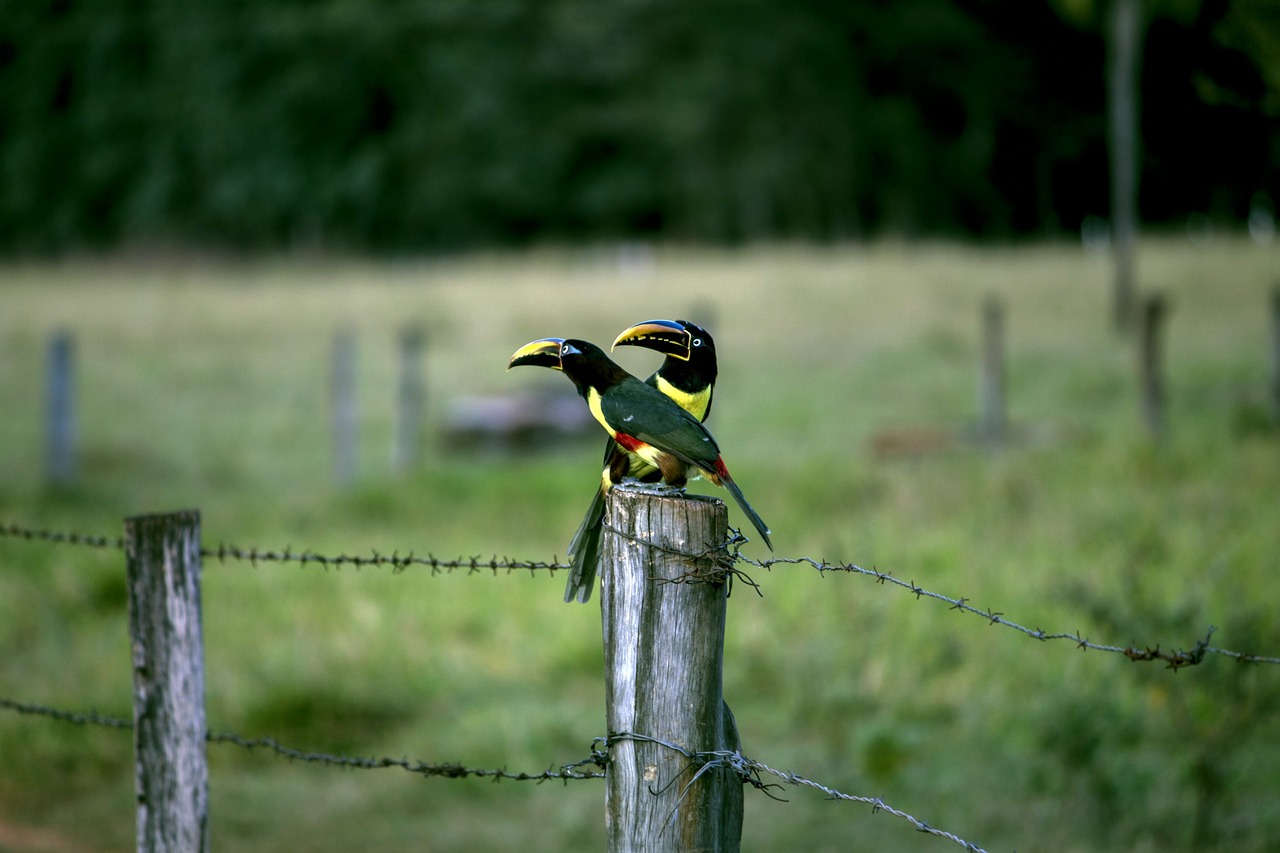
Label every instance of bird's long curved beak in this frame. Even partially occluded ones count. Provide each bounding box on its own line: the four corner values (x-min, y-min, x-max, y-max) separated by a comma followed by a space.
507, 338, 566, 370
612, 319, 690, 361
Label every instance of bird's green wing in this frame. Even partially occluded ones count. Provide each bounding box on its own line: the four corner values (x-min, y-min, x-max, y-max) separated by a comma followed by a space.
599, 378, 722, 467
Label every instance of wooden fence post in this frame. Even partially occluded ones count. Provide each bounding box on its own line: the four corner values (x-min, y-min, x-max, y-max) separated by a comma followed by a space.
45, 330, 76, 485
979, 296, 1006, 447
599, 483, 743, 853
125, 510, 209, 853
331, 330, 358, 485
393, 326, 426, 473
1138, 294, 1169, 438
1269, 286, 1280, 427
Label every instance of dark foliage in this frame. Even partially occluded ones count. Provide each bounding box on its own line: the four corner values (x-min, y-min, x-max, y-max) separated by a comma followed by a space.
0, 0, 1275, 253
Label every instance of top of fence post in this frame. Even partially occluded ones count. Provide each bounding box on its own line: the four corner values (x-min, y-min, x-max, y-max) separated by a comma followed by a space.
979, 296, 1006, 448
1137, 292, 1170, 439
393, 326, 427, 473
45, 330, 76, 486
331, 330, 358, 486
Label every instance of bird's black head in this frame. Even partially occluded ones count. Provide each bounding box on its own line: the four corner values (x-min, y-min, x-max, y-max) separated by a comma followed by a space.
613, 319, 715, 364
508, 337, 630, 392
613, 318, 717, 393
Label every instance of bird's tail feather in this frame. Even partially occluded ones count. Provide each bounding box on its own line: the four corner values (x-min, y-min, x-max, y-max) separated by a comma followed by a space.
721, 475, 773, 550
565, 486, 608, 603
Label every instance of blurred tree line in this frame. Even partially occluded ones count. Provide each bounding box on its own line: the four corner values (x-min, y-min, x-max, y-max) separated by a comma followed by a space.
0, 0, 1276, 253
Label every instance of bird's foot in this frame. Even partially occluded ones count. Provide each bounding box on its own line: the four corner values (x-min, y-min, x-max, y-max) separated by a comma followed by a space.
619, 478, 687, 497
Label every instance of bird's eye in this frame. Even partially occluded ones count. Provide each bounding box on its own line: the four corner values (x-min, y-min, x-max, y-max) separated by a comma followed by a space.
692, 338, 703, 348
561, 344, 571, 354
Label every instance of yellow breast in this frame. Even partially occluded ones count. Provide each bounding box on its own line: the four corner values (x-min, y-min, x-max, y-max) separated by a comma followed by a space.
654, 375, 712, 421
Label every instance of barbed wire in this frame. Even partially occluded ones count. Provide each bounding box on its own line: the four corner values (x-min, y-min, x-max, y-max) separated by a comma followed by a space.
0, 696, 603, 782
0, 696, 131, 729
8, 516, 1277, 851
0, 695, 980, 848
731, 547, 1280, 667
6, 519, 1279, 666
0, 521, 569, 574
0, 522, 123, 550
606, 731, 987, 853
202, 543, 570, 575
208, 730, 606, 783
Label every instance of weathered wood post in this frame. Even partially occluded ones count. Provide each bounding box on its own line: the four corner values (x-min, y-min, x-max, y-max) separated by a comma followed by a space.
393, 326, 426, 473
45, 330, 76, 485
599, 483, 743, 853
1269, 286, 1280, 426
125, 510, 209, 853
1138, 293, 1169, 438
979, 296, 1006, 447
331, 330, 358, 485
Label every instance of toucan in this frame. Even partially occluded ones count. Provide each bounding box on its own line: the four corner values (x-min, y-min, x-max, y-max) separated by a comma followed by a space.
619, 318, 718, 427
508, 336, 771, 600
559, 319, 719, 603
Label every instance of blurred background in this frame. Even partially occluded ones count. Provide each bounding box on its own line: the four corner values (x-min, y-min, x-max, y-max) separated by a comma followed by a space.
1, 0, 1276, 252
2, 2, 1280, 852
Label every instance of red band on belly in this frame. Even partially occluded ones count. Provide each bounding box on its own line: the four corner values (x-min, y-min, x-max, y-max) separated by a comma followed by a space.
614, 432, 646, 453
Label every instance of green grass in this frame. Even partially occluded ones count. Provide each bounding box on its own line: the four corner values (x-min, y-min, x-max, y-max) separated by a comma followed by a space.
2, 237, 1279, 851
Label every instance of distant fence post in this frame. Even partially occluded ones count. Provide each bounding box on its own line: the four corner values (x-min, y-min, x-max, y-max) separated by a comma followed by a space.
125, 510, 209, 853
45, 330, 76, 485
393, 326, 426, 473
599, 484, 743, 853
1138, 294, 1170, 438
979, 296, 1006, 447
1269, 286, 1280, 427
331, 330, 358, 485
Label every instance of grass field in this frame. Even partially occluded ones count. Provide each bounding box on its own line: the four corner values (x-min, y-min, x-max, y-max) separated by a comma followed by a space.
2, 236, 1279, 851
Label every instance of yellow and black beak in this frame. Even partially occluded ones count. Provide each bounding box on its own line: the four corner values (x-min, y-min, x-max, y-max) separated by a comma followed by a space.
508, 337, 567, 370
612, 319, 690, 361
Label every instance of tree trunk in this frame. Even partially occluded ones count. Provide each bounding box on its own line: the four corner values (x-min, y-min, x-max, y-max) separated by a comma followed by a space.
1108, 0, 1144, 331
